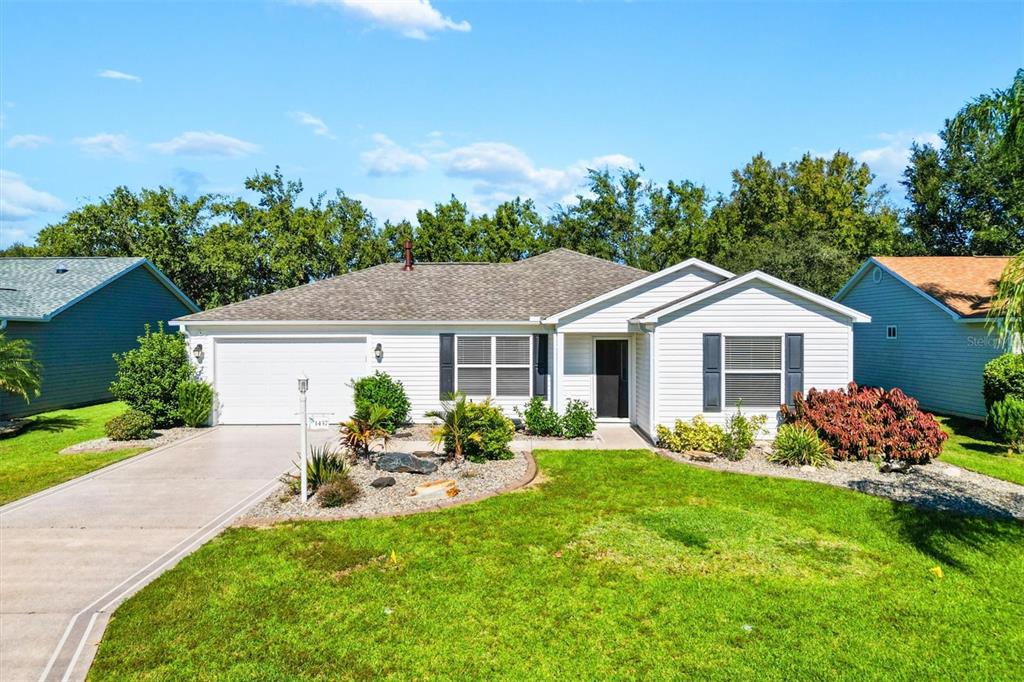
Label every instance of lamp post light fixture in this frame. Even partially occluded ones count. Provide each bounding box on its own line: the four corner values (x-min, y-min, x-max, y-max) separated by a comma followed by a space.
192, 343, 204, 363
373, 342, 383, 362
298, 374, 309, 501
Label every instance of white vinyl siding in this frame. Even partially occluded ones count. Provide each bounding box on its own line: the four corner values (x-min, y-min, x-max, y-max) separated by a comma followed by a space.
455, 335, 532, 399
653, 282, 853, 435
633, 330, 652, 436
839, 263, 1009, 419
559, 266, 726, 333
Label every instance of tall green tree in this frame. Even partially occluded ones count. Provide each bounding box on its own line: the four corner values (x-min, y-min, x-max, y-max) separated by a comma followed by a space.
414, 197, 476, 262
644, 180, 713, 271
903, 69, 1024, 255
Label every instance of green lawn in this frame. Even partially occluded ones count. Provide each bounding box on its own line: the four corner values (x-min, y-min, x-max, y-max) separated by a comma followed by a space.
91, 449, 1023, 680
0, 402, 148, 505
938, 415, 1024, 486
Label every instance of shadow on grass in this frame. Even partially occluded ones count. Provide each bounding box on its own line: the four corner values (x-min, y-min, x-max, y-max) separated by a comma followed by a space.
25, 414, 86, 434
884, 501, 1020, 569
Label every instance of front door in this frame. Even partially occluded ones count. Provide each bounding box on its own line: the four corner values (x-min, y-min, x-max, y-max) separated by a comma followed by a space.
595, 339, 628, 418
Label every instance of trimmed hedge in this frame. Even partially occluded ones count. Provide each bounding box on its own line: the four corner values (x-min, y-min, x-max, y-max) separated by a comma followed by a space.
352, 372, 410, 433
104, 409, 154, 441
983, 353, 1024, 409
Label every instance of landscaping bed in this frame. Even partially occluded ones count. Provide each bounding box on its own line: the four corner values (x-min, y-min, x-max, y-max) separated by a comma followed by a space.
240, 450, 532, 523
660, 445, 1024, 521
59, 426, 203, 454
392, 423, 599, 446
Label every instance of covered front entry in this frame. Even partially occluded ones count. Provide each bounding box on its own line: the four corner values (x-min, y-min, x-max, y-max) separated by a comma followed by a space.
214, 337, 367, 424
595, 339, 629, 418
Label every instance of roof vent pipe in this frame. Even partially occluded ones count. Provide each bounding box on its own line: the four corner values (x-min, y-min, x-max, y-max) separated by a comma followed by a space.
402, 239, 414, 271
55, 263, 69, 274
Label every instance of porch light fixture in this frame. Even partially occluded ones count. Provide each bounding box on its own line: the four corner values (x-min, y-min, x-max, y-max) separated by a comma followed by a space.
297, 375, 309, 394
192, 344, 204, 363
374, 343, 383, 362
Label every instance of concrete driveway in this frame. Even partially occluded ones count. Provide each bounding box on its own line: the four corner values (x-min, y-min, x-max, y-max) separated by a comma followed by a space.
0, 425, 317, 682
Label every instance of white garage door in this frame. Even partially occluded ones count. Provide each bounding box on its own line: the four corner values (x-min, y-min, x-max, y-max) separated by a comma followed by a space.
214, 338, 367, 424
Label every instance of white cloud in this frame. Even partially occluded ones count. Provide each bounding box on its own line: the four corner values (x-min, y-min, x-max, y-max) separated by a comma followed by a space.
6, 134, 52, 149
353, 194, 428, 224
854, 131, 942, 186
361, 133, 429, 175
151, 131, 259, 158
73, 132, 134, 158
435, 141, 637, 201
0, 170, 64, 221
299, 0, 470, 39
291, 111, 334, 138
98, 69, 141, 82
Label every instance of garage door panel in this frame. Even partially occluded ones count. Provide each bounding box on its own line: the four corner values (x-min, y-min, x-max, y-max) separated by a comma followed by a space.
215, 338, 367, 424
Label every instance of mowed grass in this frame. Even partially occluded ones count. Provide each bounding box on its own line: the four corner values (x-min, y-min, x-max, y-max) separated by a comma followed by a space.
938, 415, 1024, 486
0, 402, 147, 505
91, 449, 1024, 680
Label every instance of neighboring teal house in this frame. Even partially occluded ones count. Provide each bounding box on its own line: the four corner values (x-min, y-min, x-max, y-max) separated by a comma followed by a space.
835, 256, 1014, 420
0, 258, 199, 418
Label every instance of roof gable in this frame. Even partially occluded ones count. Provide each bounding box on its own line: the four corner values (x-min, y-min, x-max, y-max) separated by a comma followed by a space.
634, 270, 871, 324
0, 257, 199, 321
835, 256, 1012, 320
176, 248, 648, 323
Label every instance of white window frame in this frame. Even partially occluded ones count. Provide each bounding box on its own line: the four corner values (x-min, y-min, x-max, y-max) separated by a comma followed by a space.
886, 325, 898, 340
721, 334, 784, 408
455, 335, 533, 398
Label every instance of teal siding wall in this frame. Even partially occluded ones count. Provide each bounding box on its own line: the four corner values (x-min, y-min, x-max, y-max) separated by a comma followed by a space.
840, 264, 1007, 419
0, 266, 193, 418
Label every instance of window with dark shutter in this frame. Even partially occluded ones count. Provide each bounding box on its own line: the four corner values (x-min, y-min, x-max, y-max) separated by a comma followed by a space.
723, 336, 783, 407
455, 335, 532, 397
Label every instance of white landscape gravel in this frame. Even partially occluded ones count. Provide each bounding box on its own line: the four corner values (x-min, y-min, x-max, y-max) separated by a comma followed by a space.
59, 426, 204, 454
240, 450, 532, 523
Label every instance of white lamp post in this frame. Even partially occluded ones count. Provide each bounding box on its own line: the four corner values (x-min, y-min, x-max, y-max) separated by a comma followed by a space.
298, 374, 309, 502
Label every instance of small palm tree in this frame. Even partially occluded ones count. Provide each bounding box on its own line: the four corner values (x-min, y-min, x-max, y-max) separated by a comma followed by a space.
425, 392, 481, 466
0, 333, 42, 408
991, 252, 1024, 349
340, 404, 393, 460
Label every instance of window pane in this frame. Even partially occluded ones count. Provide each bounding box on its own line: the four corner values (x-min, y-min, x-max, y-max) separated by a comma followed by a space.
457, 367, 491, 395
496, 336, 530, 365
725, 337, 781, 370
496, 367, 530, 396
725, 373, 781, 406
457, 337, 491, 365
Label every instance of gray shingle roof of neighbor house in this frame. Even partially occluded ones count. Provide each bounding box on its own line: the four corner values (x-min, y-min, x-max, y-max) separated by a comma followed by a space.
176, 248, 650, 323
0, 257, 199, 321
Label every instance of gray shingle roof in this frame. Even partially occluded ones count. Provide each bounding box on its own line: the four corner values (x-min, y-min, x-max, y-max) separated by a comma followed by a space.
0, 257, 147, 320
177, 249, 649, 322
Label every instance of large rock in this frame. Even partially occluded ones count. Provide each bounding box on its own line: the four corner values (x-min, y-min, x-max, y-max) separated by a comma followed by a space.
409, 479, 458, 500
376, 452, 438, 474
880, 459, 912, 474
371, 476, 396, 488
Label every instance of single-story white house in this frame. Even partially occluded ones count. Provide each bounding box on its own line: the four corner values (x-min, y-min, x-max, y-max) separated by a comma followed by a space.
172, 246, 869, 440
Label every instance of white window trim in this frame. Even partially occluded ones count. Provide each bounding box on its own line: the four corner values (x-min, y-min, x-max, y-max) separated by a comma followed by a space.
455, 335, 533, 398
721, 333, 785, 408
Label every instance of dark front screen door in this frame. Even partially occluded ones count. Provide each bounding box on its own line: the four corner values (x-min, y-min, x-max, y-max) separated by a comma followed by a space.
595, 339, 628, 418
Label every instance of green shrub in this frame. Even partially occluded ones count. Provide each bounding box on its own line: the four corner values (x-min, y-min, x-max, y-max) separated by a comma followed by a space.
655, 415, 725, 453
988, 397, 1024, 453
283, 444, 351, 495
109, 323, 193, 428
768, 423, 831, 467
721, 403, 767, 461
456, 400, 516, 463
561, 399, 596, 439
352, 372, 410, 433
316, 472, 361, 507
104, 409, 154, 441
515, 396, 562, 436
983, 353, 1024, 409
178, 380, 214, 427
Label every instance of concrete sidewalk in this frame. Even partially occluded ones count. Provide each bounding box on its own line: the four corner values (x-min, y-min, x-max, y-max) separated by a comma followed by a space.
0, 425, 318, 682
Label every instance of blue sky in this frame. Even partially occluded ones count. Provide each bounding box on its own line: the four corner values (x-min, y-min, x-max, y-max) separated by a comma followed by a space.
1, 1, 1021, 248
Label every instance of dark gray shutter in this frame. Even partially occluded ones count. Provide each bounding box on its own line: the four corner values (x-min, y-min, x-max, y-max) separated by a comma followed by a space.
439, 333, 455, 398
533, 334, 549, 397
703, 334, 721, 412
785, 333, 804, 407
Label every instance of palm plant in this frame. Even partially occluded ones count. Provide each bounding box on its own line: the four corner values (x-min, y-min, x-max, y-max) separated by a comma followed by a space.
0, 333, 42, 407
990, 252, 1024, 349
340, 404, 393, 460
425, 392, 481, 465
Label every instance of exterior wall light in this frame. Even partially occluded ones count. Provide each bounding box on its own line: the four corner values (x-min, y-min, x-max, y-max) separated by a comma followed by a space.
297, 375, 309, 394
374, 343, 384, 362
192, 343, 204, 363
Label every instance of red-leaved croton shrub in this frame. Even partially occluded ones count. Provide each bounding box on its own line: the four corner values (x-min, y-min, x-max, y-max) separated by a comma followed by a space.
779, 382, 947, 464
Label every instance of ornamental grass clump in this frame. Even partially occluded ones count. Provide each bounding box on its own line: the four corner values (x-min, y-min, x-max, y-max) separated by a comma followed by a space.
780, 382, 947, 464
768, 423, 831, 467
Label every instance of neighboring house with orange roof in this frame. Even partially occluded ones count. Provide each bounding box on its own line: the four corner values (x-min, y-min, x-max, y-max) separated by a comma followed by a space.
835, 256, 1015, 419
